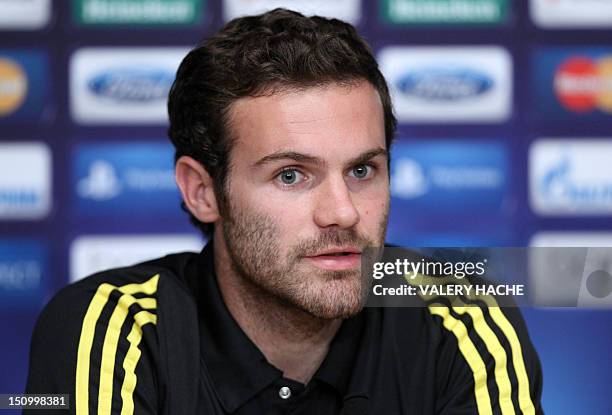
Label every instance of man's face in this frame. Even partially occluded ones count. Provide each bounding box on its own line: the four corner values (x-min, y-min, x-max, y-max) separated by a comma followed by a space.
217, 80, 389, 319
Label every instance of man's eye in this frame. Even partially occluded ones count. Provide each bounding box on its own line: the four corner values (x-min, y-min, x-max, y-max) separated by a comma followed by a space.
350, 164, 372, 179
277, 169, 303, 185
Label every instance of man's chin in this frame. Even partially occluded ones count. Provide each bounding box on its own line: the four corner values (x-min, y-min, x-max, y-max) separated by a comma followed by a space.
289, 278, 368, 320
306, 303, 364, 320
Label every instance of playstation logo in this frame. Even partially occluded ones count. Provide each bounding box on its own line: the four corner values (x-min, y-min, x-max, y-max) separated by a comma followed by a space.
77, 160, 121, 201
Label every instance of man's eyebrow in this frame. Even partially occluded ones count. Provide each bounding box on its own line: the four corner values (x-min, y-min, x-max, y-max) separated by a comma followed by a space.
348, 148, 388, 166
253, 147, 388, 168
254, 151, 324, 167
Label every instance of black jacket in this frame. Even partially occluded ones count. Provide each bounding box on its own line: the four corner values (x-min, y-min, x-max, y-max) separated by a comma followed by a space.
25, 243, 544, 414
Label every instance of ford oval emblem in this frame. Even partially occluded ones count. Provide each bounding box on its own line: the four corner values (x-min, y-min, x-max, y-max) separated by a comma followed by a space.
88, 68, 174, 102
397, 68, 493, 101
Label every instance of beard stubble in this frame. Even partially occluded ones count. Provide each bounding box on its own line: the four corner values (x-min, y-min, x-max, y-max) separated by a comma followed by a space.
221, 205, 387, 319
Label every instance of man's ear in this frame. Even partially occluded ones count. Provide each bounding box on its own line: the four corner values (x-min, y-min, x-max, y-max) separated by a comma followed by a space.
175, 156, 220, 224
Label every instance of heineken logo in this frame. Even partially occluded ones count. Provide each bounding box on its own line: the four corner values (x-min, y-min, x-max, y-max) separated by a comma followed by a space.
74, 0, 203, 25
383, 0, 507, 24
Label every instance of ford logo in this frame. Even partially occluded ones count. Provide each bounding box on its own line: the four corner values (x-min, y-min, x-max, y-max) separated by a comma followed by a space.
396, 69, 493, 101
88, 68, 174, 102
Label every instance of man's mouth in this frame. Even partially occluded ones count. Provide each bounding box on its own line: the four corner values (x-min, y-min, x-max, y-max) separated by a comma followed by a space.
304, 248, 362, 271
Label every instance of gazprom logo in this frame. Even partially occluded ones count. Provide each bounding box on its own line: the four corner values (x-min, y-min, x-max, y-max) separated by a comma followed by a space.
530, 139, 612, 215
396, 68, 493, 101
88, 68, 173, 103
539, 156, 612, 208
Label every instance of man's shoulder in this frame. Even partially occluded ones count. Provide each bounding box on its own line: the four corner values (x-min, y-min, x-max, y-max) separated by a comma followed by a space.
366, 295, 543, 413
37, 251, 200, 331
25, 252, 204, 410
368, 286, 537, 362
77, 250, 198, 289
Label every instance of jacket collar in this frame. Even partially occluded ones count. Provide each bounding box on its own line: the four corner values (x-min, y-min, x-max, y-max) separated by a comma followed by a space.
193, 241, 365, 412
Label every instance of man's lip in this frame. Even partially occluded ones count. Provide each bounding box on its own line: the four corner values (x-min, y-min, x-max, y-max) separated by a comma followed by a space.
303, 250, 362, 271
305, 247, 362, 257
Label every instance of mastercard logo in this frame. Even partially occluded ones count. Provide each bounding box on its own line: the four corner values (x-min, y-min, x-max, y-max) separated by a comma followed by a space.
0, 57, 28, 117
0, 58, 28, 116
554, 56, 612, 113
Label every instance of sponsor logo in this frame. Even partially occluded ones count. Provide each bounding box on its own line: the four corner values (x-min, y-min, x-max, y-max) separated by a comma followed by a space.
88, 68, 174, 103
554, 55, 612, 114
0, 239, 47, 309
222, 0, 361, 24
391, 158, 428, 198
70, 47, 189, 124
386, 140, 511, 246
0, 58, 27, 116
531, 48, 612, 121
383, 0, 508, 25
530, 139, 612, 215
0, 0, 50, 29
0, 51, 48, 122
77, 160, 122, 200
0, 142, 51, 219
73, 142, 180, 216
70, 234, 202, 281
530, 0, 612, 28
390, 140, 509, 209
74, 0, 202, 25
396, 68, 493, 101
379, 46, 512, 123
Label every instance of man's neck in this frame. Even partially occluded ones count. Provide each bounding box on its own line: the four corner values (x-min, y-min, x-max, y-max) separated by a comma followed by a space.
213, 235, 342, 384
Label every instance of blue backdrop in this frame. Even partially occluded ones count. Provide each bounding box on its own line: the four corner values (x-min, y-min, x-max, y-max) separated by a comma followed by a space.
1, 1, 611, 413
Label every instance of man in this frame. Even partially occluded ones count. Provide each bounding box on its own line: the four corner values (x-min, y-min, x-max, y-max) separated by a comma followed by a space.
26, 8, 543, 415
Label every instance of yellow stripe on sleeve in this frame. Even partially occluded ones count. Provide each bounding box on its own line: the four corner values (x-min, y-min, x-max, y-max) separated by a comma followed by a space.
462, 291, 536, 415
409, 273, 536, 415
453, 305, 515, 415
120, 311, 157, 415
75, 274, 159, 415
486, 307, 535, 415
76, 283, 115, 415
429, 304, 493, 415
98, 296, 156, 415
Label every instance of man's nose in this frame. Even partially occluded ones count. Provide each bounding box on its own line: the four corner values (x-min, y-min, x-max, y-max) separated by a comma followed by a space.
313, 175, 360, 229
